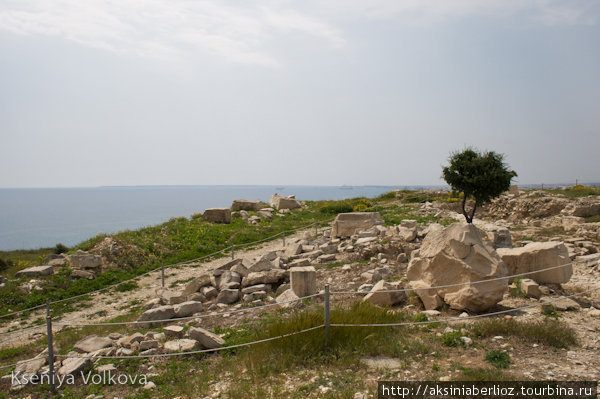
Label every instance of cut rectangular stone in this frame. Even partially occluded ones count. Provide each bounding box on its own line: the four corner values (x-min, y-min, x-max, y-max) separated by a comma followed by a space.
241, 284, 272, 294
519, 278, 542, 299
290, 266, 316, 297
231, 199, 263, 211
331, 212, 384, 238
16, 266, 54, 278
202, 208, 231, 224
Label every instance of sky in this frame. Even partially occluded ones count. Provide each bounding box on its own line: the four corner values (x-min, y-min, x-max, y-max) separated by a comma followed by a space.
1, 0, 599, 188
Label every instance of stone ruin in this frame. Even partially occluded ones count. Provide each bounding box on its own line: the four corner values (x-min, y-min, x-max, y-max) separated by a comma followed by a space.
11, 209, 592, 390
407, 223, 509, 312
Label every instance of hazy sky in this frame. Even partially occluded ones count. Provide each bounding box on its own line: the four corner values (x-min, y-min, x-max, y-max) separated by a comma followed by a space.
1, 0, 599, 188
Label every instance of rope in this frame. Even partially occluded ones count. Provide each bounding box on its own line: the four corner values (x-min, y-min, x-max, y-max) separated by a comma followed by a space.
57, 292, 323, 327
0, 323, 48, 337
1, 286, 597, 370
0, 325, 324, 370
54, 325, 324, 360
0, 218, 332, 320
330, 259, 590, 295
330, 285, 600, 327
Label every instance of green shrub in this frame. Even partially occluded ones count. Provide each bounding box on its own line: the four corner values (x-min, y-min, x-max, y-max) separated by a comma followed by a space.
319, 202, 354, 214
454, 367, 516, 381
509, 277, 527, 298
377, 191, 397, 200
114, 281, 138, 292
413, 313, 428, 323
54, 243, 69, 254
471, 318, 576, 349
485, 350, 510, 369
236, 302, 415, 374
442, 331, 464, 347
541, 304, 560, 319
0, 257, 7, 272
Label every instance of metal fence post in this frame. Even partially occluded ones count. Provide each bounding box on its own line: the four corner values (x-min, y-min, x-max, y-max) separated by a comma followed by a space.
161, 264, 165, 288
282, 231, 286, 247
324, 284, 330, 348
231, 245, 235, 260
46, 300, 56, 395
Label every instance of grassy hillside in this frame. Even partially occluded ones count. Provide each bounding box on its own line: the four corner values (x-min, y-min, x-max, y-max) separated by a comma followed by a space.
0, 193, 452, 319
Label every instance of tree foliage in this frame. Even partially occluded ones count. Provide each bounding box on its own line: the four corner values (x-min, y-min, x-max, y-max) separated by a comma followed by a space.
442, 148, 517, 223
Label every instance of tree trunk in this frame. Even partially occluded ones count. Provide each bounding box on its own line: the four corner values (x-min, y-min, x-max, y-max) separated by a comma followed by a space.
469, 201, 478, 223
461, 194, 477, 224
461, 195, 471, 223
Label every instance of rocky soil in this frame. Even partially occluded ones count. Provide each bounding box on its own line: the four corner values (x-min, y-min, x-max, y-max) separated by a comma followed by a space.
2, 189, 600, 398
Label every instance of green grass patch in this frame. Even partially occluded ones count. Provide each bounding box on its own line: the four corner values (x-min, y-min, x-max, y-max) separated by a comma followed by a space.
541, 185, 600, 199
485, 350, 510, 369
470, 318, 576, 349
441, 331, 465, 347
584, 215, 600, 223
541, 304, 560, 319
114, 281, 138, 292
509, 277, 527, 298
453, 367, 517, 381
236, 302, 427, 376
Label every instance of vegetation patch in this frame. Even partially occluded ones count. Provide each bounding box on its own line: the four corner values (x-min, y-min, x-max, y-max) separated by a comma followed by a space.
470, 318, 576, 349
485, 350, 511, 369
453, 366, 517, 381
542, 185, 600, 199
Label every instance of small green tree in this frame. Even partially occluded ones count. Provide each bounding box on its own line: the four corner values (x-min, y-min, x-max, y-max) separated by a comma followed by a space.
54, 243, 69, 254
442, 148, 517, 223
0, 257, 8, 272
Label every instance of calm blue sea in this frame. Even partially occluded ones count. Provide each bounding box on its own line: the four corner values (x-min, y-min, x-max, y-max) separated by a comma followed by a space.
0, 185, 435, 251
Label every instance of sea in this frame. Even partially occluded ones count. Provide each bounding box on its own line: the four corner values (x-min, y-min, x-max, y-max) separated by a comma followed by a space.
0, 185, 441, 251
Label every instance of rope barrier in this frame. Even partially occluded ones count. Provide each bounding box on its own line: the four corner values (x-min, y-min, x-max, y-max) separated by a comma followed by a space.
0, 325, 325, 370
2, 257, 595, 336
330, 285, 600, 327
3, 286, 597, 371
0, 287, 600, 369
0, 323, 48, 337
57, 292, 323, 327
54, 325, 325, 360
330, 259, 592, 295
0, 219, 329, 320
0, 358, 39, 371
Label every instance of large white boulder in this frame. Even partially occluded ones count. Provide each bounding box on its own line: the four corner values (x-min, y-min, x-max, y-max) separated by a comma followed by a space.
163, 339, 198, 353
331, 212, 384, 238
242, 270, 287, 287
497, 241, 572, 284
269, 194, 301, 210
15, 266, 54, 278
231, 199, 263, 211
137, 305, 175, 326
74, 335, 114, 353
58, 356, 91, 376
407, 223, 508, 312
69, 250, 103, 269
188, 327, 225, 349
182, 274, 212, 296
202, 208, 231, 224
173, 301, 203, 318
363, 280, 406, 307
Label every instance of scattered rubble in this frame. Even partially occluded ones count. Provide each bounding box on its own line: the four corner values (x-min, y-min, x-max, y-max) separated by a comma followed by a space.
407, 223, 509, 312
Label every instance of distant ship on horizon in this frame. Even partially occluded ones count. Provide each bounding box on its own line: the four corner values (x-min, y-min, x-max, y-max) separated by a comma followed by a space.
339, 185, 353, 190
